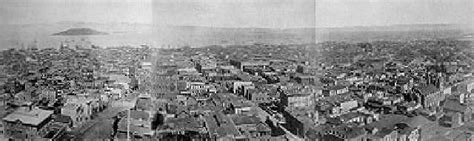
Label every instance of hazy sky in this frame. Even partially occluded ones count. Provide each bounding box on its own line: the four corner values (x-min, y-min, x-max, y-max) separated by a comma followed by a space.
152, 0, 315, 28
316, 0, 474, 28
0, 0, 472, 28
0, 0, 153, 25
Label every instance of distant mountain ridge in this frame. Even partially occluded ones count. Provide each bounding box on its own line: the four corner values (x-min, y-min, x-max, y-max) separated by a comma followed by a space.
52, 28, 107, 36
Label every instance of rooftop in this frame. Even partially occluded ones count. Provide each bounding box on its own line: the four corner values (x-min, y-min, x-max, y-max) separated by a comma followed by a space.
443, 98, 467, 113
230, 114, 261, 126
3, 107, 54, 126
205, 112, 241, 138
415, 84, 438, 96
160, 117, 204, 132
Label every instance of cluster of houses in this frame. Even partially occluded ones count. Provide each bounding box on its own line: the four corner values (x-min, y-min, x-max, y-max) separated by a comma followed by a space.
1, 39, 474, 140
120, 42, 474, 140
0, 45, 150, 139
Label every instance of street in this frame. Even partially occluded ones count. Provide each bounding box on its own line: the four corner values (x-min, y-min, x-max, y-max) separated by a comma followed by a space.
59, 96, 137, 140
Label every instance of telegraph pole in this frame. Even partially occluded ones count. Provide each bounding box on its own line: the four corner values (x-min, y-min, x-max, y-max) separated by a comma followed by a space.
127, 109, 130, 141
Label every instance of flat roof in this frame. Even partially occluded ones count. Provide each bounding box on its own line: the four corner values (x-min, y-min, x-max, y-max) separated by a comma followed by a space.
3, 108, 54, 126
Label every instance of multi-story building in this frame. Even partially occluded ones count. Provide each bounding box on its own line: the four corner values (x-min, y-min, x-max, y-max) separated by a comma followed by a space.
323, 85, 349, 96
280, 93, 313, 108
61, 96, 100, 128
441, 95, 473, 127
2, 107, 54, 139
414, 84, 444, 111
230, 59, 270, 71
116, 110, 155, 140
294, 75, 316, 85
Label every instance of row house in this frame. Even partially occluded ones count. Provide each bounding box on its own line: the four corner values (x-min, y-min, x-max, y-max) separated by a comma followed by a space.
230, 59, 270, 71
294, 75, 316, 85
322, 85, 349, 97
245, 85, 279, 104
232, 81, 254, 94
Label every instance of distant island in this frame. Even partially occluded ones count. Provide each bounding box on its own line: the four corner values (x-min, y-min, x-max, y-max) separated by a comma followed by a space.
52, 28, 107, 36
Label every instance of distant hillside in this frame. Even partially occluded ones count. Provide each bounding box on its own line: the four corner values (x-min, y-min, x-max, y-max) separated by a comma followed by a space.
52, 28, 107, 36
156, 24, 469, 44
313, 24, 470, 42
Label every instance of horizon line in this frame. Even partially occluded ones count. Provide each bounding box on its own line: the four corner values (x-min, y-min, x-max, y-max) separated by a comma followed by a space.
1, 21, 471, 29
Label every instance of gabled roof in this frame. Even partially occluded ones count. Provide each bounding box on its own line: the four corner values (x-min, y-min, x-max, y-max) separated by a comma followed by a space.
416, 84, 438, 96
256, 122, 271, 132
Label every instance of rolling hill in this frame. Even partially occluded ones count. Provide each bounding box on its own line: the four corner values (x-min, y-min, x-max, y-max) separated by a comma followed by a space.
52, 28, 107, 36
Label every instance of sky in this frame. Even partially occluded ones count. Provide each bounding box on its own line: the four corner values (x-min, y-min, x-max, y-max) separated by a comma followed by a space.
152, 0, 315, 28
0, 0, 153, 25
316, 0, 474, 28
0, 0, 472, 28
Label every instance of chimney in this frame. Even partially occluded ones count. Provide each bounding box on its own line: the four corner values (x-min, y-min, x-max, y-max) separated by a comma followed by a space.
28, 104, 33, 111
460, 93, 465, 104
